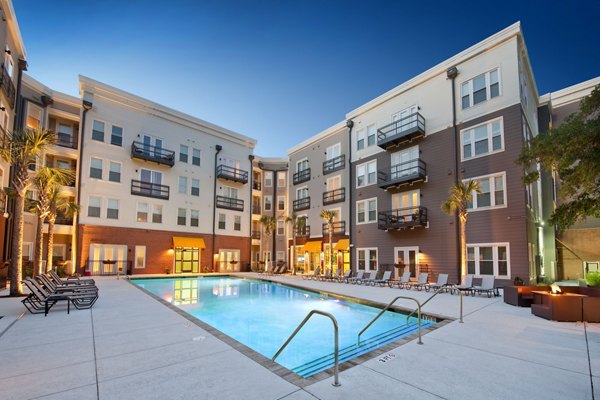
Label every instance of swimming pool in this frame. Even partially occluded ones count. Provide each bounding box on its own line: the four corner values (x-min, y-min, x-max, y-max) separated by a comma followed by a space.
132, 276, 435, 377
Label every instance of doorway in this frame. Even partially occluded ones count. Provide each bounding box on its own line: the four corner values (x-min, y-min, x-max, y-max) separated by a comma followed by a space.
174, 247, 199, 274
219, 249, 240, 272
395, 246, 419, 278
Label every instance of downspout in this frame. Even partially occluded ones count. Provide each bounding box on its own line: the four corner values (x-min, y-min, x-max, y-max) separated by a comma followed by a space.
13, 59, 27, 130
272, 167, 277, 265
75, 100, 93, 274
447, 66, 461, 279
211, 144, 222, 272
248, 155, 254, 271
346, 119, 354, 272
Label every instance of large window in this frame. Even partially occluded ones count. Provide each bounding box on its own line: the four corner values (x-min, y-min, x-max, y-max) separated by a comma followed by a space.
461, 118, 503, 160
92, 120, 105, 142
467, 243, 510, 278
461, 69, 500, 109
356, 160, 376, 188
108, 161, 121, 183
357, 248, 378, 271
90, 158, 103, 179
357, 198, 377, 224
107, 199, 119, 219
177, 208, 187, 226
466, 173, 506, 211
88, 197, 101, 218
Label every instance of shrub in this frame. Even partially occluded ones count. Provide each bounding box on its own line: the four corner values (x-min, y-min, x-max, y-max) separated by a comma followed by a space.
586, 272, 600, 287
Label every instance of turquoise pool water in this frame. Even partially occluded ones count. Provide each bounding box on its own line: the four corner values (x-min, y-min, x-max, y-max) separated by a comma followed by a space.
132, 276, 434, 377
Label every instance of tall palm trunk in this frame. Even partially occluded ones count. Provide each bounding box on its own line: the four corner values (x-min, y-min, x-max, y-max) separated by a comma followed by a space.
328, 224, 333, 271
34, 214, 44, 276
10, 194, 25, 295
459, 212, 467, 277
291, 229, 297, 275
46, 217, 55, 273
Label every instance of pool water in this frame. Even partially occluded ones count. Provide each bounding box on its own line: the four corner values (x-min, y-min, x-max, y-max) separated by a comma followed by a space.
132, 276, 434, 377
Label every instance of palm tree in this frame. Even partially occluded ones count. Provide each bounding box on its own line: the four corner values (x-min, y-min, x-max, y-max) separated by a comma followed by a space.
285, 213, 306, 275
442, 180, 481, 278
320, 209, 337, 273
46, 187, 79, 274
0, 129, 55, 295
259, 215, 276, 269
29, 166, 75, 275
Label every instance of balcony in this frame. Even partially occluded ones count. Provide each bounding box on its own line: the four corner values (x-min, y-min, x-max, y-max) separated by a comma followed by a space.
323, 155, 345, 175
52, 132, 78, 149
252, 203, 261, 214
131, 141, 175, 167
293, 197, 310, 212
217, 164, 249, 184
378, 206, 428, 230
378, 159, 427, 190
54, 216, 74, 225
293, 168, 311, 185
322, 221, 346, 236
216, 195, 244, 211
377, 112, 425, 150
296, 225, 310, 237
0, 64, 16, 107
131, 180, 170, 200
252, 180, 261, 190
251, 230, 261, 239
323, 188, 346, 205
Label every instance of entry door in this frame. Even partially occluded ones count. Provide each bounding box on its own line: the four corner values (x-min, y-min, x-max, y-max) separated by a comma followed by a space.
89, 244, 127, 274
390, 146, 418, 179
392, 105, 418, 131
219, 249, 240, 272
391, 190, 419, 212
395, 246, 419, 278
175, 247, 199, 273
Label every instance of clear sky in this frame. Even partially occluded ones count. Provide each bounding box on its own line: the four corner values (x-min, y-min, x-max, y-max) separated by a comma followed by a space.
14, 0, 600, 156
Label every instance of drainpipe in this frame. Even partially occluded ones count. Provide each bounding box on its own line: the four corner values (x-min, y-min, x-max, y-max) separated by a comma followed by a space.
272, 167, 277, 265
446, 66, 461, 280
211, 144, 222, 272
13, 59, 27, 130
248, 155, 254, 271
74, 100, 93, 273
346, 119, 354, 272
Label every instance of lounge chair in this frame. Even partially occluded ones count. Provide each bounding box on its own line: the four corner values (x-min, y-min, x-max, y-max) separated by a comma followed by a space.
373, 271, 392, 286
259, 266, 274, 277
49, 270, 95, 286
357, 271, 376, 285
390, 271, 411, 288
451, 274, 474, 295
37, 275, 98, 295
22, 278, 98, 316
348, 271, 364, 284
472, 276, 498, 298
408, 273, 429, 291
302, 267, 320, 280
338, 270, 351, 283
425, 274, 449, 292
319, 268, 332, 281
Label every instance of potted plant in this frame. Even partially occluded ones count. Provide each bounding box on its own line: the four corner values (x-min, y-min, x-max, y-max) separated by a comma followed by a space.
586, 272, 600, 288
513, 276, 524, 286
165, 267, 171, 275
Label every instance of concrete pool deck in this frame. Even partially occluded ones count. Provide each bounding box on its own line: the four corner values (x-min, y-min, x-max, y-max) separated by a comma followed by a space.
0, 274, 597, 400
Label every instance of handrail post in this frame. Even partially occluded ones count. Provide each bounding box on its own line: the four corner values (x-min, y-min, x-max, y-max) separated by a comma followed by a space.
459, 289, 464, 323
358, 296, 423, 345
416, 302, 422, 345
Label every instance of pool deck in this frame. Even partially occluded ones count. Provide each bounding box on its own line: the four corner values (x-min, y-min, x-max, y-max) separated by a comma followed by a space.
0, 274, 596, 400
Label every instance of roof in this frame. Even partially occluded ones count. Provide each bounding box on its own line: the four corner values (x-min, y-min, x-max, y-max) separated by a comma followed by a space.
23, 74, 81, 108
2, 0, 26, 59
546, 76, 600, 108
287, 120, 347, 155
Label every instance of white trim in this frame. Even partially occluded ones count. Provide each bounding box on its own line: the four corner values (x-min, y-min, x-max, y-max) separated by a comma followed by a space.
356, 247, 378, 271
460, 67, 502, 110
356, 159, 377, 188
464, 171, 507, 212
356, 197, 377, 225
460, 117, 505, 161
134, 245, 146, 269
263, 195, 273, 211
466, 242, 511, 278
91, 118, 107, 142
264, 171, 273, 187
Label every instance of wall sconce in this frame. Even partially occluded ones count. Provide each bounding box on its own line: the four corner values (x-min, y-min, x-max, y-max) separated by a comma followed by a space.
167, 248, 174, 255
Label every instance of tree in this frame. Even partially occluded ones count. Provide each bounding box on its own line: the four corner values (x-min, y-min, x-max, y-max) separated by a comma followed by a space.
0, 129, 55, 295
286, 213, 306, 275
517, 84, 600, 230
320, 209, 336, 273
442, 180, 480, 278
46, 187, 79, 275
29, 166, 75, 275
259, 215, 276, 269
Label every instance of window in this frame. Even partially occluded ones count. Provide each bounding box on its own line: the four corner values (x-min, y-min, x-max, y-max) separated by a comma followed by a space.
5, 50, 13, 77
137, 203, 148, 223
192, 148, 201, 166
177, 208, 187, 226
277, 220, 284, 236
90, 158, 103, 179
223, 186, 238, 199
88, 197, 101, 218
462, 118, 503, 160
190, 209, 199, 227
461, 69, 500, 109
234, 215, 241, 231
111, 125, 123, 146
278, 195, 285, 211
327, 175, 341, 191
191, 179, 200, 196
296, 159, 309, 172
277, 251, 285, 261
135, 246, 146, 269
108, 162, 121, 183
179, 145, 188, 163
357, 248, 378, 271
467, 243, 510, 278
57, 123, 72, 144
356, 128, 365, 150
218, 213, 226, 229
264, 196, 272, 211
466, 173, 506, 210
26, 103, 42, 130
277, 171, 286, 187
107, 199, 119, 219
357, 198, 377, 224
367, 124, 376, 146
92, 120, 105, 142
297, 187, 308, 199
264, 171, 273, 187
178, 176, 188, 194
152, 204, 162, 223
356, 160, 376, 187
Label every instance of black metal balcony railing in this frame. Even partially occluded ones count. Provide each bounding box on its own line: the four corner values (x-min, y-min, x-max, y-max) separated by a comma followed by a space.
86, 260, 132, 276
216, 195, 244, 211
55, 132, 78, 149
293, 197, 311, 211
251, 230, 261, 239
378, 159, 427, 189
323, 155, 345, 175
378, 206, 428, 230
131, 180, 170, 200
377, 112, 425, 150
322, 221, 346, 236
293, 168, 311, 185
0, 64, 16, 107
296, 225, 310, 237
323, 188, 346, 205
252, 180, 261, 190
131, 141, 176, 167
217, 164, 249, 184
54, 216, 74, 225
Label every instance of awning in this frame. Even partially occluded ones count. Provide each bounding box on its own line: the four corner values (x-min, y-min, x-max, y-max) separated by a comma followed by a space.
172, 237, 206, 249
303, 241, 322, 253
334, 239, 350, 251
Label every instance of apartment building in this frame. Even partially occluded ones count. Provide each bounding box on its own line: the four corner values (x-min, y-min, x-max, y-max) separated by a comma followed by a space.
76, 76, 255, 275
250, 157, 288, 271
287, 121, 351, 274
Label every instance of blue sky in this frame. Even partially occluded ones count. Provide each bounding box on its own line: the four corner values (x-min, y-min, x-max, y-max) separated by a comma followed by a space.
15, 0, 600, 156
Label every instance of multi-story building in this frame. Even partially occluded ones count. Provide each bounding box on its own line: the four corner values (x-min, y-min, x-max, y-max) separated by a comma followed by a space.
76, 76, 255, 275
287, 121, 351, 274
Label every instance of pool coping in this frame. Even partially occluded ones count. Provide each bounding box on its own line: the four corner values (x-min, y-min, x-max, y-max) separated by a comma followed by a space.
127, 275, 451, 388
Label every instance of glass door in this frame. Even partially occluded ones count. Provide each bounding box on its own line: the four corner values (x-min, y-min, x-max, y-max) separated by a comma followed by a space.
175, 247, 199, 273
395, 246, 419, 278
390, 145, 418, 179
219, 249, 240, 272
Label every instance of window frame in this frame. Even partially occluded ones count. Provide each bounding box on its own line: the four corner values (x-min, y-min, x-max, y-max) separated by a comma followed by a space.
136, 202, 149, 223
110, 125, 123, 147
89, 158, 103, 180
177, 208, 187, 226
356, 160, 377, 188
461, 68, 501, 110
356, 197, 377, 225
264, 195, 272, 211
277, 220, 285, 236
264, 171, 273, 187
357, 247, 378, 271
465, 172, 507, 211
106, 198, 119, 220
178, 176, 188, 194
191, 178, 200, 197
234, 215, 241, 231
87, 196, 101, 218
277, 195, 286, 211
460, 117, 505, 161
179, 145, 189, 163
192, 148, 201, 166
134, 246, 146, 269
466, 242, 510, 278
190, 209, 199, 227
218, 213, 226, 230
91, 120, 106, 142
152, 204, 162, 224
108, 161, 121, 183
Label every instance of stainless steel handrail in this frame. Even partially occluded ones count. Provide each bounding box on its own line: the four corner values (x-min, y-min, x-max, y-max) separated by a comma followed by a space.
357, 296, 423, 345
405, 286, 448, 321
272, 309, 341, 387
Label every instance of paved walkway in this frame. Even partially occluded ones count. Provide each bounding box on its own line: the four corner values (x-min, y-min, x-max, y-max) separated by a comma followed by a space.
0, 275, 597, 400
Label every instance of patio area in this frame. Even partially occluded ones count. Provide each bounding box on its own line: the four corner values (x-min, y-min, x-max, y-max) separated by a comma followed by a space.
0, 274, 597, 400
